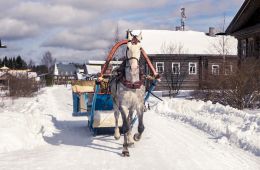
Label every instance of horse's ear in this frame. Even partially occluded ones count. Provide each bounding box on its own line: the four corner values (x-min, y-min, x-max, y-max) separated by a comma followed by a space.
127, 30, 133, 40
137, 31, 142, 41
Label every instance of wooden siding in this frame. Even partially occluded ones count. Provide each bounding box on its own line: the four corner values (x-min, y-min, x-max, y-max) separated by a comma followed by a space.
146, 54, 238, 90
226, 0, 260, 59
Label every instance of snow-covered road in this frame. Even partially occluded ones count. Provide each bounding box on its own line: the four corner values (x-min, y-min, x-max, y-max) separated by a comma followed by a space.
0, 86, 259, 170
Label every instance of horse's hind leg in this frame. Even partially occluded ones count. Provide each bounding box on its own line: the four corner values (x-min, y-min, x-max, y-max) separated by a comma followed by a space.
134, 108, 145, 141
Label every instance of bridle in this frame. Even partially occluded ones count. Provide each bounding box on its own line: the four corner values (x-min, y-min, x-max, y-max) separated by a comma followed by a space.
125, 35, 141, 69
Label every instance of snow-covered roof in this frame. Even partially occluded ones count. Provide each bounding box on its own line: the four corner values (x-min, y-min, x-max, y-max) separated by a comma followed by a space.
55, 63, 77, 76
132, 30, 238, 55
27, 72, 37, 78
0, 66, 10, 70
87, 60, 122, 65
76, 73, 86, 80
86, 65, 101, 74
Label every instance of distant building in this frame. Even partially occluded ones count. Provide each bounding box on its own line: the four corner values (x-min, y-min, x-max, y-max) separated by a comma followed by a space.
226, 0, 260, 60
53, 63, 77, 84
0, 65, 38, 89
84, 60, 122, 80
132, 29, 238, 90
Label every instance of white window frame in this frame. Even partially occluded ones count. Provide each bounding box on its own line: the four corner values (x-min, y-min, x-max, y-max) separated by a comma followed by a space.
241, 39, 247, 57
156, 62, 164, 73
225, 65, 233, 75
172, 62, 180, 74
212, 65, 220, 75
189, 62, 197, 75
248, 38, 254, 56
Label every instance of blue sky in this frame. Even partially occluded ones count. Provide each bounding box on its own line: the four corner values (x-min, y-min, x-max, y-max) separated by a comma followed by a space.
0, 0, 244, 64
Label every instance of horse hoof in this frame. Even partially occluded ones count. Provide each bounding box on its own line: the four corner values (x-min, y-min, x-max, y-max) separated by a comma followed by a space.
114, 135, 120, 140
133, 133, 141, 141
114, 128, 120, 140
127, 142, 134, 148
122, 150, 130, 157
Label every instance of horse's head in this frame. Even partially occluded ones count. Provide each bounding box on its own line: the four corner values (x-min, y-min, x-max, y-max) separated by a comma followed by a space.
124, 31, 142, 83
127, 31, 142, 45
126, 31, 142, 68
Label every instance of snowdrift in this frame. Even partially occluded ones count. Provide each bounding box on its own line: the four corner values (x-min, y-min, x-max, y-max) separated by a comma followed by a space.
0, 88, 57, 153
153, 98, 260, 156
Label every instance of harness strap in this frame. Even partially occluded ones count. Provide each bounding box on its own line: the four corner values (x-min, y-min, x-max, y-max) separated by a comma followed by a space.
126, 57, 139, 62
120, 78, 143, 89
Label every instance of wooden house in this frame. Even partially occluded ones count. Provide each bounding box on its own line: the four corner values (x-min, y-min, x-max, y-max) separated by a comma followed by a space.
226, 0, 260, 60
133, 30, 238, 91
53, 63, 77, 84
0, 66, 38, 90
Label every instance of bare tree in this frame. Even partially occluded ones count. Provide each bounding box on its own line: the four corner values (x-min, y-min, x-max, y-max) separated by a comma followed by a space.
210, 13, 234, 74
160, 42, 188, 97
41, 51, 56, 73
161, 42, 187, 54
28, 59, 35, 69
104, 24, 126, 73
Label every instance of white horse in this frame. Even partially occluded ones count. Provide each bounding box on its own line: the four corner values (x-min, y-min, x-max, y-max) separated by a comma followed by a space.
110, 31, 145, 157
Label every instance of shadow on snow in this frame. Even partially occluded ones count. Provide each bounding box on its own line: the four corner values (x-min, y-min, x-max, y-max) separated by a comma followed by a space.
43, 115, 122, 156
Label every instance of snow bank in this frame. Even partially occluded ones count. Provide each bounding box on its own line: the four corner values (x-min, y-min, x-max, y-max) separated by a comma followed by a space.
152, 98, 260, 156
0, 88, 57, 153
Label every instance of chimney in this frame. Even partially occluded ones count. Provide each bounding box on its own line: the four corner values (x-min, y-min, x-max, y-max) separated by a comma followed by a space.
176, 26, 181, 31
208, 27, 216, 37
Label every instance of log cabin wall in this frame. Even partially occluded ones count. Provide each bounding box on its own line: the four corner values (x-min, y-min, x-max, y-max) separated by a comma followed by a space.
147, 54, 238, 91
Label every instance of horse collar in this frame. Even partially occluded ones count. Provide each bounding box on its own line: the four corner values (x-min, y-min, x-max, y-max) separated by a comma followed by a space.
120, 78, 143, 89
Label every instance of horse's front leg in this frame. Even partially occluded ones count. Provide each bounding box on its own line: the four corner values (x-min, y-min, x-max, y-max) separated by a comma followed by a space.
119, 106, 130, 157
127, 108, 134, 147
114, 110, 120, 140
134, 107, 145, 141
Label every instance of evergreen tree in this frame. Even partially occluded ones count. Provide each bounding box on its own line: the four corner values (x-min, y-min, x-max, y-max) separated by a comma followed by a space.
12, 57, 16, 69
8, 58, 12, 68
16, 56, 22, 69
15, 56, 27, 69
3, 56, 8, 66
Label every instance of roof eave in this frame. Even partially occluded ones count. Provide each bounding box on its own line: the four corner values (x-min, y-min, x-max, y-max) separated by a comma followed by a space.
226, 0, 251, 34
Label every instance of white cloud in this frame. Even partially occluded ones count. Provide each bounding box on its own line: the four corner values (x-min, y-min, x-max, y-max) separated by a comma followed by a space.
0, 18, 39, 40
0, 0, 244, 63
9, 2, 97, 27
42, 19, 149, 52
54, 0, 169, 11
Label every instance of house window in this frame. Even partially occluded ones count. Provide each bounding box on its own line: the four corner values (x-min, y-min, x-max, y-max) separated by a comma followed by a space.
189, 62, 197, 75
172, 62, 180, 74
225, 65, 233, 75
241, 39, 247, 57
156, 62, 164, 73
212, 65, 219, 75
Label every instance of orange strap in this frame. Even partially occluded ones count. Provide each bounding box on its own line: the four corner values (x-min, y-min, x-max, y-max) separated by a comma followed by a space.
100, 40, 128, 77
100, 39, 157, 78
